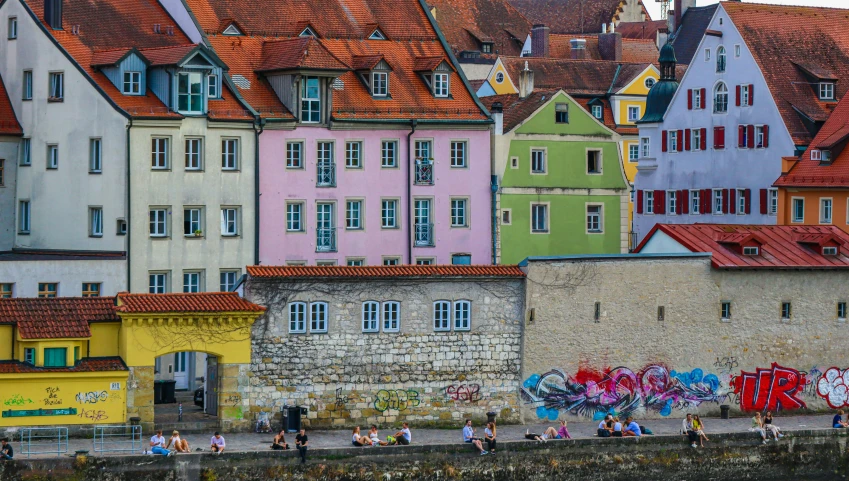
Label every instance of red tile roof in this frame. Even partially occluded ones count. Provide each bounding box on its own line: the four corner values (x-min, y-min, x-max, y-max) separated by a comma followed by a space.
0, 73, 22, 136
775, 93, 849, 188
137, 44, 199, 67
636, 224, 849, 269
0, 357, 128, 374
723, 2, 849, 146
481, 91, 623, 134
549, 35, 658, 64
257, 38, 350, 73
0, 298, 118, 339
500, 57, 648, 96
508, 0, 650, 35
617, 20, 666, 40
115, 292, 266, 314
427, 0, 532, 58
247, 265, 526, 278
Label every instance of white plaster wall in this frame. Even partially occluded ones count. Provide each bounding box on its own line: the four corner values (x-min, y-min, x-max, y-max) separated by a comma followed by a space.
0, 258, 126, 297
459, 63, 496, 81
0, 139, 20, 250
638, 229, 692, 253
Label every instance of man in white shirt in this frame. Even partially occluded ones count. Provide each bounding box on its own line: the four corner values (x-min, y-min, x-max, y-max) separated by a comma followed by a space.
393, 422, 412, 445
210, 432, 225, 454
462, 419, 487, 455
149, 429, 170, 456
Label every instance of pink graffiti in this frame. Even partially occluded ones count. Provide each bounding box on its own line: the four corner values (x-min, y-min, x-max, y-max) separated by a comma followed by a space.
732, 363, 807, 412
445, 384, 481, 402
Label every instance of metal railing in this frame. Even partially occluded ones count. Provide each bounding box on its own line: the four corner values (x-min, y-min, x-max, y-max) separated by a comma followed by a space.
415, 160, 433, 185
414, 223, 434, 247
18, 427, 68, 458
628, 231, 639, 252
93, 425, 142, 455
316, 162, 336, 187
316, 227, 337, 252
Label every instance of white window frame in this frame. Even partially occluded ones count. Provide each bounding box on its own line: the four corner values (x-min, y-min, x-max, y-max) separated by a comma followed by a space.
531, 149, 546, 174
177, 72, 203, 114
693, 88, 702, 110
640, 137, 650, 158
736, 189, 746, 215
666, 190, 676, 215
586, 204, 603, 232
450, 141, 467, 168
89, 138, 102, 173
781, 302, 791, 321
381, 199, 398, 229
22, 70, 32, 100
47, 144, 58, 169
286, 141, 303, 168
381, 140, 397, 168
714, 82, 728, 114
286, 202, 303, 232
300, 76, 321, 123
222, 138, 239, 170
628, 144, 639, 162
362, 301, 379, 332
716, 46, 726, 73
7, 16, 17, 40
768, 188, 778, 216
382, 301, 400, 332
207, 73, 219, 99
690, 190, 700, 215
433, 300, 451, 331
345, 200, 363, 230
345, 141, 362, 169
310, 302, 328, 333
182, 271, 202, 293
592, 104, 603, 119
49, 72, 64, 100
734, 44, 741, 57
433, 73, 449, 98
791, 197, 804, 223
587, 149, 602, 174
704, 48, 711, 62
89, 207, 103, 237
152, 137, 170, 170
820, 82, 835, 100
453, 300, 471, 331
713, 189, 724, 214
838, 302, 847, 321
627, 106, 640, 123
383, 257, 400, 266
149, 272, 168, 294
645, 190, 654, 215
184, 207, 203, 236
821, 198, 833, 224
21, 138, 31, 166
501, 208, 511, 225
149, 208, 168, 237
692, 129, 702, 151
669, 130, 678, 152
555, 103, 568, 123
219, 270, 239, 292
743, 246, 759, 256
288, 302, 307, 333
221, 207, 239, 236
371, 71, 388, 97
123, 71, 141, 95
740, 84, 750, 107
185, 138, 203, 171
346, 258, 364, 266
450, 198, 468, 227
721, 301, 731, 321
18, 200, 30, 234
531, 203, 548, 233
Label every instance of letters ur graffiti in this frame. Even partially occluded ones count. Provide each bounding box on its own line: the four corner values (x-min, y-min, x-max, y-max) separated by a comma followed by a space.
75, 391, 108, 404
731, 363, 807, 412
373, 389, 420, 413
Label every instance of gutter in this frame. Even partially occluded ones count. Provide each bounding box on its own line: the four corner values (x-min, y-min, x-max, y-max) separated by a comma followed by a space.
491, 175, 498, 264
607, 64, 623, 95
407, 120, 417, 264
253, 117, 265, 265
125, 118, 133, 291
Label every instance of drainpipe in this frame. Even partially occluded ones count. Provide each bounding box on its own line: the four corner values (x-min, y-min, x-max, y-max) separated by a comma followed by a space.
126, 118, 133, 291
491, 175, 498, 265
253, 117, 264, 265
406, 119, 417, 264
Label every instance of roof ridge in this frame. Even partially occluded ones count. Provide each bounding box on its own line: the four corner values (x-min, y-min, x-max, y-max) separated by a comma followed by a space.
723, 1, 849, 13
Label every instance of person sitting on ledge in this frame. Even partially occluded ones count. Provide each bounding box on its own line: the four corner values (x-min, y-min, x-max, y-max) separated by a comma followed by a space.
392, 423, 411, 445
0, 438, 13, 460
557, 420, 572, 440
149, 430, 171, 456
369, 425, 388, 446
271, 429, 289, 450
210, 432, 225, 454
623, 416, 642, 437
525, 426, 559, 442
835, 410, 849, 428
166, 430, 190, 453
612, 417, 624, 437
463, 419, 488, 455
352, 426, 370, 447
682, 413, 699, 448
750, 413, 768, 445
597, 415, 612, 437
763, 412, 784, 440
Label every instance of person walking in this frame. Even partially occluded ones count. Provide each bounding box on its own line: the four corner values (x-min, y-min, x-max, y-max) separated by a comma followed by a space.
463, 419, 487, 455
484, 422, 497, 454
295, 428, 308, 464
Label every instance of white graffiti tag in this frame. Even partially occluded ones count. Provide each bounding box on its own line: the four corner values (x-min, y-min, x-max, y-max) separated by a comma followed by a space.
816, 367, 849, 409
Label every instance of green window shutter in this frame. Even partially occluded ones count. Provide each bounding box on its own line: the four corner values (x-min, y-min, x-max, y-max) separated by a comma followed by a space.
43, 348, 67, 367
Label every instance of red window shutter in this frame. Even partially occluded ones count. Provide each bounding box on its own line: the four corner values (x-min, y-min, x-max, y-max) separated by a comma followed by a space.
700, 128, 707, 150
682, 190, 689, 214
759, 189, 768, 214
763, 125, 769, 148
656, 190, 666, 215
747, 125, 755, 149
700, 88, 706, 108
745, 188, 752, 214
749, 84, 754, 105
662, 130, 668, 152
676, 190, 684, 215
684, 129, 691, 151
738, 125, 745, 148
736, 85, 741, 106
722, 189, 729, 213
716, 126, 725, 149
688, 89, 693, 110
677, 130, 685, 152
636, 190, 643, 214
729, 189, 736, 214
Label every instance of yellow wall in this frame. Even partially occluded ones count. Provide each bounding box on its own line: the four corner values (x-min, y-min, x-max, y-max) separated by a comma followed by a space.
620, 68, 658, 96
489, 62, 517, 95
15, 338, 87, 367
0, 371, 127, 427
0, 325, 12, 360
618, 99, 646, 126
89, 322, 121, 357
778, 188, 849, 234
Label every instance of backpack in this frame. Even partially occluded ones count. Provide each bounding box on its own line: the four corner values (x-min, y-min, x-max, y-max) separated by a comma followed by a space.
641, 425, 653, 435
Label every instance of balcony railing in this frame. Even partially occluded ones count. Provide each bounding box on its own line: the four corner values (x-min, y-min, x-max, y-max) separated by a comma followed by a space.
317, 162, 336, 187
414, 223, 434, 247
316, 227, 337, 252
415, 159, 433, 186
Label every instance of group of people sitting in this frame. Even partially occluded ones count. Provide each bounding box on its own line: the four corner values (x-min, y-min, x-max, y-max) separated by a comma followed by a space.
350, 423, 412, 447
749, 411, 784, 444
595, 415, 644, 437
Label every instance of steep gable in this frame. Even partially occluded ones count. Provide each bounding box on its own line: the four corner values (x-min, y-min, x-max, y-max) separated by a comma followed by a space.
427, 0, 532, 58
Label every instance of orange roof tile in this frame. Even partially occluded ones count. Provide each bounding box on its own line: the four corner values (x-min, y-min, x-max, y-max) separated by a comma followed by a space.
0, 297, 118, 339
138, 44, 199, 66
247, 265, 525, 278
426, 0, 532, 58
617, 20, 666, 40
509, 0, 651, 35
257, 38, 350, 73
115, 292, 266, 314
351, 54, 390, 71
549, 35, 658, 63
0, 72, 22, 136
0, 357, 128, 373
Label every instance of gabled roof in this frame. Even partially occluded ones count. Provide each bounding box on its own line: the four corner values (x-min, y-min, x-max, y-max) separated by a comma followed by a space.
775, 93, 849, 188
115, 292, 265, 314
247, 265, 525, 279
549, 35, 659, 64
138, 44, 204, 67
257, 38, 349, 73
351, 54, 391, 71
0, 72, 23, 136
499, 56, 649, 95
480, 89, 560, 132
90, 47, 148, 68
508, 0, 650, 35
0, 297, 119, 339
636, 224, 849, 269
426, 0, 532, 58
617, 20, 666, 40
723, 2, 849, 146
670, 4, 718, 65
0, 357, 128, 374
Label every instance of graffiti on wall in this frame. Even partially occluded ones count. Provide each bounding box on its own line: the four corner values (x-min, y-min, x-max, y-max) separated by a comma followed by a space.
44, 387, 62, 406
522, 364, 728, 421
731, 363, 807, 412
445, 384, 481, 403
373, 389, 420, 413
3, 394, 33, 407
816, 367, 849, 408
78, 408, 109, 422
75, 391, 108, 404
335, 388, 350, 408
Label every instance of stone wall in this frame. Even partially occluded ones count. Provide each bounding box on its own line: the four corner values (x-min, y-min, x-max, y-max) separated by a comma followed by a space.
521, 255, 849, 422
244, 276, 525, 428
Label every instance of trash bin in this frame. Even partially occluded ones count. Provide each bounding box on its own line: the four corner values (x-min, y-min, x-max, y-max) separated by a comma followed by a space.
720, 405, 730, 419
161, 380, 177, 404
153, 381, 164, 404
487, 411, 497, 424
286, 405, 302, 433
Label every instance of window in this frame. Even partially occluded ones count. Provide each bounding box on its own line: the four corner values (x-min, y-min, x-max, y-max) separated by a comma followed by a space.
531, 149, 545, 173
316, 260, 337, 266
716, 46, 726, 73
645, 77, 656, 89
362, 301, 379, 332
74, 346, 79, 363
43, 348, 67, 367
20, 138, 31, 166
692, 129, 702, 151
149, 273, 167, 293
592, 105, 603, 119
316, 141, 335, 187
587, 150, 601, 174
185, 138, 202, 170
433, 301, 450, 331
18, 200, 30, 233
531, 204, 548, 233
116, 219, 127, 235
22, 70, 32, 100
743, 246, 759, 256
182, 271, 201, 292
82, 283, 101, 297
451, 199, 467, 227
383, 301, 400, 332
593, 302, 601, 321
781, 302, 791, 321
450, 141, 467, 167
721, 301, 731, 321
207, 74, 218, 98
669, 130, 678, 152
704, 48, 711, 61
481, 43, 492, 53
690, 190, 700, 214
433, 73, 449, 97
310, 302, 328, 333
768, 189, 778, 215
184, 208, 202, 236
24, 348, 34, 364
740, 84, 751, 107
657, 306, 665, 322
629, 144, 639, 162
221, 207, 239, 236
345, 200, 362, 229
383, 257, 400, 266
737, 189, 746, 215
289, 302, 307, 333
123, 71, 141, 94
89, 207, 102, 237
346, 258, 364, 266
667, 190, 676, 215
495, 72, 504, 83
713, 189, 723, 214
47, 144, 58, 169
416, 258, 433, 265
821, 198, 833, 224
279, 142, 301, 171
88, 138, 103, 173
371, 71, 388, 97
415, 139, 431, 160
7, 16, 16, 39
555, 103, 568, 123
49, 72, 64, 101
220, 270, 239, 291
820, 82, 835, 100
454, 300, 471, 331
692, 88, 702, 109
839, 302, 847, 320
152, 138, 169, 169
627, 106, 640, 123
452, 254, 471, 265
0, 283, 12, 298
792, 198, 804, 223
501, 209, 511, 225
714, 82, 728, 113
286, 203, 303, 231
381, 199, 397, 228
587, 205, 602, 232
222, 139, 239, 170
177, 72, 203, 113
38, 283, 57, 298
0, 159, 3, 186
645, 191, 654, 214
824, 246, 838, 256
149, 208, 168, 237
511, 157, 518, 168
381, 140, 397, 167
301, 76, 321, 122
345, 141, 362, 168
640, 137, 650, 158
734, 44, 741, 57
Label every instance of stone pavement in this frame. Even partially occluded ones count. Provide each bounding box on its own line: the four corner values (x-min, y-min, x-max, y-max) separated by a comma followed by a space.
12, 413, 839, 458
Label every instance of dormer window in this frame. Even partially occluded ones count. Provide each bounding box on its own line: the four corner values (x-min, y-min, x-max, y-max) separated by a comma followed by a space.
592, 105, 603, 119
208, 74, 219, 99
820, 82, 835, 100
811, 149, 822, 161
822, 150, 833, 163
177, 72, 203, 114
369, 29, 386, 40
434, 73, 449, 97
300, 76, 321, 123
123, 71, 141, 95
743, 246, 759, 256
481, 42, 493, 54
372, 71, 388, 97
824, 246, 838, 256
223, 24, 243, 36
300, 26, 316, 38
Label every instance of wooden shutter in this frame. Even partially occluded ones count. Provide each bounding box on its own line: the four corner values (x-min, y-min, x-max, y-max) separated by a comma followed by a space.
759, 189, 768, 214
745, 189, 752, 214
722, 189, 729, 213
684, 129, 691, 151
714, 126, 725, 149
749, 84, 754, 105
676, 190, 684, 215
656, 190, 666, 214
682, 190, 689, 214
702, 189, 711, 214
736, 85, 741, 106
677, 130, 685, 152
688, 89, 693, 110
700, 128, 707, 150
636, 190, 643, 214
738, 125, 745, 148
729, 189, 736, 214
700, 88, 706, 108
763, 125, 769, 148
662, 130, 668, 152
747, 125, 755, 149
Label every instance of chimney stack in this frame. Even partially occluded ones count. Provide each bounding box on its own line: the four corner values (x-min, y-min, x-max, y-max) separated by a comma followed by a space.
44, 0, 63, 30
531, 24, 550, 58
519, 61, 534, 99
598, 29, 622, 61
491, 102, 503, 135
570, 39, 587, 60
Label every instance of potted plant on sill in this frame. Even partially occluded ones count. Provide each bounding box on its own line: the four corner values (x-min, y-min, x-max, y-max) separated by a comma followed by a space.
194, 229, 202, 237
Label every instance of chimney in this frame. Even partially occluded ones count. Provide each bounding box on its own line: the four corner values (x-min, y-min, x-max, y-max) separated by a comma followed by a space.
570, 39, 587, 60
44, 0, 63, 30
598, 31, 622, 61
674, 0, 683, 35
491, 102, 503, 135
519, 61, 534, 99
531, 24, 550, 58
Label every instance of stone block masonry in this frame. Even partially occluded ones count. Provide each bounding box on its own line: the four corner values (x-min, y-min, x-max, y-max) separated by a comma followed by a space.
244, 276, 525, 428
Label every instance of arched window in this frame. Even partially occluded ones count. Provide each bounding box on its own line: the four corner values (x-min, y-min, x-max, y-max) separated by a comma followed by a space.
714, 82, 728, 113
716, 46, 726, 73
